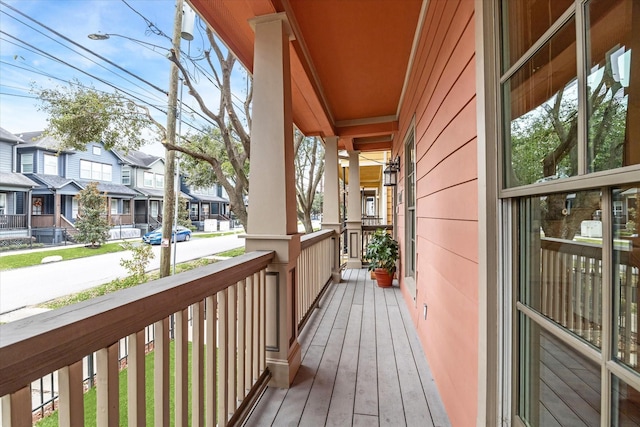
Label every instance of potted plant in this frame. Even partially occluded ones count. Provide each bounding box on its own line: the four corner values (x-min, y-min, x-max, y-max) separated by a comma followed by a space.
365, 228, 399, 287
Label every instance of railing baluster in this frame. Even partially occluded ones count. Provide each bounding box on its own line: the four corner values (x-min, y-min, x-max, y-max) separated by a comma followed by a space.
154, 318, 170, 427
253, 272, 260, 382
96, 343, 119, 427
127, 331, 145, 427
176, 308, 189, 427
237, 279, 246, 401
205, 295, 217, 427
228, 283, 238, 414
1, 386, 31, 427
260, 269, 266, 373
245, 274, 254, 393
192, 301, 205, 427
218, 289, 229, 426
58, 361, 84, 427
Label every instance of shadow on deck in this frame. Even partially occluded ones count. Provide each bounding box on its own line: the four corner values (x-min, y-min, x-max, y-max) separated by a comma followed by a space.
245, 268, 451, 426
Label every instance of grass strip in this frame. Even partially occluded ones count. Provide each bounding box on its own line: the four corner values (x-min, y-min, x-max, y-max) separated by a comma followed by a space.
0, 242, 129, 271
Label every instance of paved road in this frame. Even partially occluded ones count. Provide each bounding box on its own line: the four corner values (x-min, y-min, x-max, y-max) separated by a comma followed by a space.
0, 234, 245, 314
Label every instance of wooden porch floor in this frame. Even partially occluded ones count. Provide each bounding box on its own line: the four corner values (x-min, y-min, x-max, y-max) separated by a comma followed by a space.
244, 268, 451, 427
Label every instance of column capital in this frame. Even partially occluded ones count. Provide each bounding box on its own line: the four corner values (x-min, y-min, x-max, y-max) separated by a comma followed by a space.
249, 12, 295, 41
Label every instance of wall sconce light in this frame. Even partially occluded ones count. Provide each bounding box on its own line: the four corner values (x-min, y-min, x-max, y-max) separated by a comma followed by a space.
383, 157, 400, 187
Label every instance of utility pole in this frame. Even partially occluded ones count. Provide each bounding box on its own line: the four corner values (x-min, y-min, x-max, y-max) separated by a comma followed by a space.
160, 0, 183, 277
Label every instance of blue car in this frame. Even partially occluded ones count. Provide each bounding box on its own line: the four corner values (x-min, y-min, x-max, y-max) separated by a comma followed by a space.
142, 225, 192, 245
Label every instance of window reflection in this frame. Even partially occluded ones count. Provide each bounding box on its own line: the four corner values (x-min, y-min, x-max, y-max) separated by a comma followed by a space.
613, 184, 640, 374
611, 375, 640, 425
519, 190, 603, 347
518, 314, 601, 425
503, 19, 578, 188
586, 0, 639, 172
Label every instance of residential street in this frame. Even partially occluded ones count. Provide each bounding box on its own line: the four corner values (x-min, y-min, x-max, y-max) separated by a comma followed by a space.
0, 233, 245, 314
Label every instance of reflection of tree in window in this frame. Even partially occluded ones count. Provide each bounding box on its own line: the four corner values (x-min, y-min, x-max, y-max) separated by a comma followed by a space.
32, 198, 43, 215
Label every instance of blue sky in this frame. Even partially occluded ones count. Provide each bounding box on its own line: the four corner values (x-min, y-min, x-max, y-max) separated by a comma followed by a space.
0, 0, 243, 156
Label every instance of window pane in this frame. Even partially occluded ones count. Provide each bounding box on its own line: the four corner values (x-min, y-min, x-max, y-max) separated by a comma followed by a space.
103, 165, 112, 182
80, 160, 91, 179
611, 374, 640, 426
44, 154, 57, 175
518, 314, 601, 426
156, 174, 164, 188
500, 0, 574, 71
519, 190, 603, 348
586, 0, 640, 172
503, 19, 578, 188
122, 169, 130, 185
144, 172, 153, 187
612, 184, 639, 373
21, 153, 33, 173
92, 162, 102, 180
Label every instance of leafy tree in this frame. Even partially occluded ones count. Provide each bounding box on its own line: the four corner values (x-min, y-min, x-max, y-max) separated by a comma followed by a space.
75, 182, 110, 248
294, 132, 324, 233
177, 196, 193, 229
34, 82, 153, 153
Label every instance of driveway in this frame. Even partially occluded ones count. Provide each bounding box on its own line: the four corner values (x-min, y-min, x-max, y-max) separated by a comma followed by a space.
0, 233, 245, 314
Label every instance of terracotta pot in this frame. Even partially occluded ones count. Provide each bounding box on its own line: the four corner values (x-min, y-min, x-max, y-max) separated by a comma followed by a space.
374, 268, 393, 287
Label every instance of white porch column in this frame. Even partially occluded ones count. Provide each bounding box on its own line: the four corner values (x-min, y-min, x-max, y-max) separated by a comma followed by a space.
346, 151, 362, 269
245, 12, 301, 388
321, 136, 342, 283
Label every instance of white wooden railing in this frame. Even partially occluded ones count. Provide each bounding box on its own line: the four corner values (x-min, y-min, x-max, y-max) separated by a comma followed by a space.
540, 237, 639, 364
0, 251, 275, 426
297, 229, 335, 329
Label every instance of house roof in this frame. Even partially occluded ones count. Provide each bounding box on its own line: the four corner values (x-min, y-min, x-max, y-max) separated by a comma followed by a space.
116, 149, 163, 168
136, 187, 193, 200
16, 131, 72, 153
0, 128, 24, 143
28, 174, 78, 189
189, 0, 424, 152
0, 172, 38, 189
189, 194, 229, 203
77, 180, 139, 197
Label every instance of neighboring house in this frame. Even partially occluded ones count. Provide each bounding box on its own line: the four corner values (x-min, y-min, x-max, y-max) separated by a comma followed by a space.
16, 131, 139, 242
117, 149, 167, 232
0, 128, 37, 240
180, 177, 230, 230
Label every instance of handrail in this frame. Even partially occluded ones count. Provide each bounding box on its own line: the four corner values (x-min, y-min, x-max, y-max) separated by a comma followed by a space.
0, 250, 275, 397
300, 228, 334, 250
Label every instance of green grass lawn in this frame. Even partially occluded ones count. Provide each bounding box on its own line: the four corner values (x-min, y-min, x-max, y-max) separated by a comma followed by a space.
36, 341, 197, 427
0, 242, 130, 271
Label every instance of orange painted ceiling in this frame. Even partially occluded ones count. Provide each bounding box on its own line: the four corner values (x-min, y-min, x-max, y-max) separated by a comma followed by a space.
188, 0, 423, 152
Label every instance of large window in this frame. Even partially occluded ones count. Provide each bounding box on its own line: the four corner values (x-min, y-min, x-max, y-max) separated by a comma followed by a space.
44, 154, 58, 175
405, 128, 416, 279
122, 169, 131, 185
80, 160, 112, 181
21, 153, 33, 173
500, 0, 640, 424
143, 172, 154, 187
155, 174, 164, 188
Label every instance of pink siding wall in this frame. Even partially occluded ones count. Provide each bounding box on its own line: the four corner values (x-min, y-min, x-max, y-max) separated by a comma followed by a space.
396, 1, 478, 426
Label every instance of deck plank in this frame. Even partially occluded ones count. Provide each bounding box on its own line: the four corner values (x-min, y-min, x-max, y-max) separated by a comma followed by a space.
326, 304, 363, 426
298, 282, 356, 425
245, 269, 451, 427
387, 303, 433, 427
374, 284, 405, 426
354, 270, 379, 417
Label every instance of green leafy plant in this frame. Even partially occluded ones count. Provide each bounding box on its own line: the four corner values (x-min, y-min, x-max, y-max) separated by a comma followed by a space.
365, 228, 399, 275
74, 182, 110, 248
119, 241, 155, 283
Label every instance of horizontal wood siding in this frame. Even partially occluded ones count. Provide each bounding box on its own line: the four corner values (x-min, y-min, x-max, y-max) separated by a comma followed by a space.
396, 1, 478, 426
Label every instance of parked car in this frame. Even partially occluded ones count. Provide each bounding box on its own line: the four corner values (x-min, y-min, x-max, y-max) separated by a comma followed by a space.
142, 225, 192, 245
